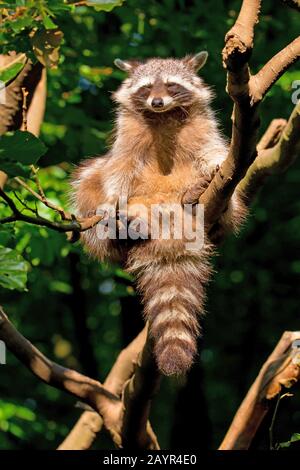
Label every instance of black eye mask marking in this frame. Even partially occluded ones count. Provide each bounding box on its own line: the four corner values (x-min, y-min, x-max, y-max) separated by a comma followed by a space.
166, 82, 188, 95
133, 85, 152, 100
166, 83, 193, 104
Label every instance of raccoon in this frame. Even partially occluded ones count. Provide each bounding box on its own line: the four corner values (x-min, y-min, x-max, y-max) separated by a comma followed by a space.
71, 53, 246, 376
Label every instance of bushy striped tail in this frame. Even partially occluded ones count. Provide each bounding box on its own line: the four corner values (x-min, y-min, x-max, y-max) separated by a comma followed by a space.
128, 250, 213, 376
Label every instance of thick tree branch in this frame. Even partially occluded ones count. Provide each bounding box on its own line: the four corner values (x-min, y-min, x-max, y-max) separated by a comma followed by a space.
219, 331, 300, 450
199, 0, 300, 230
121, 330, 161, 449
0, 58, 43, 134
199, 0, 261, 227
238, 101, 300, 200
59, 327, 159, 450
257, 118, 287, 152
0, 306, 119, 412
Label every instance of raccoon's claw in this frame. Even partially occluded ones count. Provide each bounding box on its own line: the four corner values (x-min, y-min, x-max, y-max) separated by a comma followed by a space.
181, 178, 211, 206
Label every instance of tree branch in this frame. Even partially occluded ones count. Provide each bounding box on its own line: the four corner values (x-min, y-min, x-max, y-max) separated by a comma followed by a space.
238, 101, 300, 200
121, 329, 161, 449
199, 0, 262, 227
15, 175, 71, 221
199, 0, 300, 230
0, 187, 102, 234
0, 307, 158, 448
0, 306, 119, 412
219, 331, 300, 450
257, 118, 287, 152
59, 327, 159, 450
250, 36, 300, 103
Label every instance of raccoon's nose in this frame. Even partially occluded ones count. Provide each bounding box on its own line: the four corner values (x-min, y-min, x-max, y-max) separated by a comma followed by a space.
151, 97, 164, 108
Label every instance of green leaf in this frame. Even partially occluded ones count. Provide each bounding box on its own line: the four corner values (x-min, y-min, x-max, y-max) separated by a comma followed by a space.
10, 16, 33, 33
0, 227, 14, 246
0, 246, 28, 291
0, 131, 47, 164
85, 0, 124, 12
114, 267, 133, 281
0, 61, 25, 84
0, 161, 31, 178
42, 14, 57, 30
46, 0, 73, 13
0, 131, 47, 177
278, 433, 300, 449
9, 423, 25, 439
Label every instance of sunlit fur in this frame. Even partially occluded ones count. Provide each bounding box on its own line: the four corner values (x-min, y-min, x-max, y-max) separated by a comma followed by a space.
71, 56, 247, 376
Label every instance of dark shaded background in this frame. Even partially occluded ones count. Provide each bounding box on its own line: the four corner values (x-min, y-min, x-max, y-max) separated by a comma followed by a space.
0, 0, 299, 450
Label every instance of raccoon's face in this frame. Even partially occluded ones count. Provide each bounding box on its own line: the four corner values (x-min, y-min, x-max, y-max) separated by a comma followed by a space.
113, 52, 212, 114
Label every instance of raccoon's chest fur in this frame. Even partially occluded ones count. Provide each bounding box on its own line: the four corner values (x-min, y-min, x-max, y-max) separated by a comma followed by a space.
131, 161, 200, 204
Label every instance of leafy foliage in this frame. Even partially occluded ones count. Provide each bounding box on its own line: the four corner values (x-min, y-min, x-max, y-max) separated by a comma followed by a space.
0, 131, 47, 176
0, 246, 28, 290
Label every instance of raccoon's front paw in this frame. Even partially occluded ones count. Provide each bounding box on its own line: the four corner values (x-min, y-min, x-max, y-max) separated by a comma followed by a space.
181, 166, 220, 206
181, 178, 211, 206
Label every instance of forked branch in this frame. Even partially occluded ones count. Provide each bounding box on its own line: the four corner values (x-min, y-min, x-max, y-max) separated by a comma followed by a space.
200, 0, 300, 228
58, 326, 160, 450
200, 0, 262, 226
0, 187, 102, 233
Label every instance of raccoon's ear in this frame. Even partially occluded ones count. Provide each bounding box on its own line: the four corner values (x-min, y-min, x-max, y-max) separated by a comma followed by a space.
114, 58, 140, 73
185, 51, 208, 72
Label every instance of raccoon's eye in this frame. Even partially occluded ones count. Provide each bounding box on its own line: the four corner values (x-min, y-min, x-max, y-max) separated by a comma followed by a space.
135, 85, 152, 99
140, 85, 152, 92
166, 82, 182, 94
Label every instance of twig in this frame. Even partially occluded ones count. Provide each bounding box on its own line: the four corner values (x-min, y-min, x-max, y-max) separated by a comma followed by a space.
21, 87, 29, 131
0, 187, 102, 234
13, 190, 38, 216
14, 175, 71, 221
268, 392, 292, 450
69, 1, 88, 6
269, 393, 281, 450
